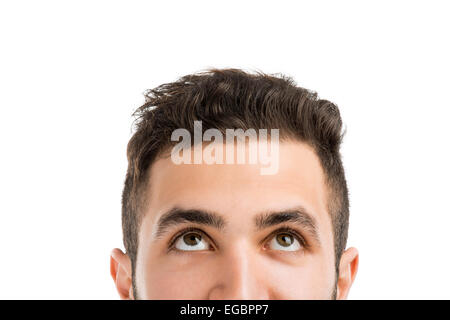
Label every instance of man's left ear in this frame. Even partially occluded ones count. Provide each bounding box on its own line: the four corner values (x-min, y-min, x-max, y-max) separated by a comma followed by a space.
336, 247, 359, 300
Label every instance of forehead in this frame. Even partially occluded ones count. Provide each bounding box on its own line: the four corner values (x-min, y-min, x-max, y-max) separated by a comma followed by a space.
141, 140, 333, 240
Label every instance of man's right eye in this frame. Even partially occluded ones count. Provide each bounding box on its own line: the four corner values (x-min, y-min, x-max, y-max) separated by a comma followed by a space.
173, 232, 212, 251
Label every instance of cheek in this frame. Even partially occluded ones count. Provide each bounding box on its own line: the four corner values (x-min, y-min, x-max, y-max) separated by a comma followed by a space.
262, 256, 335, 299
281, 269, 334, 299
139, 253, 216, 299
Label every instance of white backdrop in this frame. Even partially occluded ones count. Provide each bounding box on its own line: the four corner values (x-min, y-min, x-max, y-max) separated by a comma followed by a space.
0, 1, 449, 299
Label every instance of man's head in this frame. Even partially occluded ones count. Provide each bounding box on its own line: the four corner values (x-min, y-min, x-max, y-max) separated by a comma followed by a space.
110, 68, 358, 299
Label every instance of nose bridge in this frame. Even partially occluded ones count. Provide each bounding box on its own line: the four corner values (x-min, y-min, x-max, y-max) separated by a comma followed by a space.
226, 242, 252, 298
209, 239, 269, 300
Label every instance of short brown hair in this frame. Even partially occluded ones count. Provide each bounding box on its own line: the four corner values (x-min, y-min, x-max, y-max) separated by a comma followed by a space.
122, 68, 349, 291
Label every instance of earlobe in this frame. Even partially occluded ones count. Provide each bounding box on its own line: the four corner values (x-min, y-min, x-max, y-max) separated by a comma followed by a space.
336, 247, 359, 300
110, 248, 133, 300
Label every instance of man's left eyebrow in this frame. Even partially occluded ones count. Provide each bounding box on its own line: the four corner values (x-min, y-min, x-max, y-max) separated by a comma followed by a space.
254, 206, 321, 245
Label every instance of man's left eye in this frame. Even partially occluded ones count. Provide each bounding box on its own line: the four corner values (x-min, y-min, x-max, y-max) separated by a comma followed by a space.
267, 233, 301, 251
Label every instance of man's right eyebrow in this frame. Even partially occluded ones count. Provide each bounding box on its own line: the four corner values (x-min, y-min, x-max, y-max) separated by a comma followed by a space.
154, 207, 226, 239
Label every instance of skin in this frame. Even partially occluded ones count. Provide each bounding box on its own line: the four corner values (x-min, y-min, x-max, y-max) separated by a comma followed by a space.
110, 140, 358, 299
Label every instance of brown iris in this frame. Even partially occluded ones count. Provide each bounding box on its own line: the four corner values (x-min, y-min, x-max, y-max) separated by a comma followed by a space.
183, 233, 202, 246
276, 233, 294, 247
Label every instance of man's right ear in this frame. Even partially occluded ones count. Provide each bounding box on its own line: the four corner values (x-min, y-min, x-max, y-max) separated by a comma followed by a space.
110, 248, 134, 300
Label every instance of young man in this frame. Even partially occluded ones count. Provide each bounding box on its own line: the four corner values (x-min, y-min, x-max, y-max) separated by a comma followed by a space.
110, 68, 358, 299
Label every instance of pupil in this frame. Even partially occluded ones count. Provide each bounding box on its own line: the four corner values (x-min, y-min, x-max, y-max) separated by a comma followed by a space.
277, 234, 293, 247
184, 233, 200, 246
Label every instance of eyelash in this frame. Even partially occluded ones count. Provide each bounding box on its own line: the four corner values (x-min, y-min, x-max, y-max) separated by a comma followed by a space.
167, 225, 308, 253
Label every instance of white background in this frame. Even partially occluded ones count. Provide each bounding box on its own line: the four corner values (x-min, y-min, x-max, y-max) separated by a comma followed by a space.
1, 1, 449, 299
